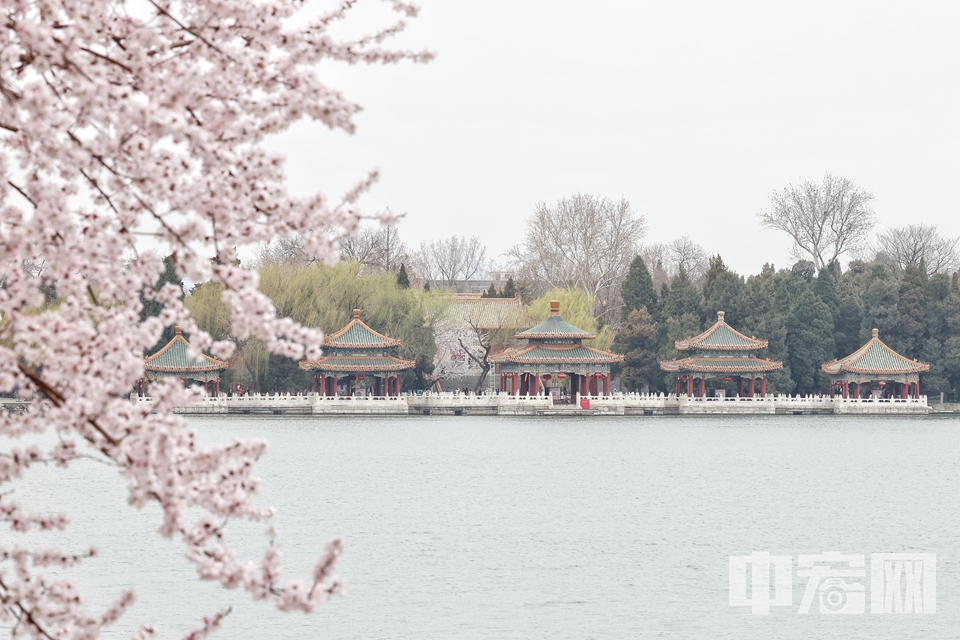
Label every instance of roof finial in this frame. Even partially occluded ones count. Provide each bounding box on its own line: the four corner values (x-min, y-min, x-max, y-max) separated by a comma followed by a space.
353, 309, 361, 319
175, 325, 182, 335
717, 310, 725, 321
872, 328, 879, 338
550, 300, 560, 316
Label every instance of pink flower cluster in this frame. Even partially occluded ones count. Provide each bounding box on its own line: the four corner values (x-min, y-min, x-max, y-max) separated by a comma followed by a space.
0, 0, 430, 636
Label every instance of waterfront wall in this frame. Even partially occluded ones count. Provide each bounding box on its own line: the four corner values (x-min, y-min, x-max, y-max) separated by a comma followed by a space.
132, 392, 931, 416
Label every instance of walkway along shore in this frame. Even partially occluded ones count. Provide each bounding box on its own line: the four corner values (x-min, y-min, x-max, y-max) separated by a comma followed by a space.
127, 392, 936, 416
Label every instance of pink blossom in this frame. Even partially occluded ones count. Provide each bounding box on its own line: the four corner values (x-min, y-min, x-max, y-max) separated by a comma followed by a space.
0, 0, 430, 635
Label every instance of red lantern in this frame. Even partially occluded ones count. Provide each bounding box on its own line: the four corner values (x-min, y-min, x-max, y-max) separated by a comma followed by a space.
723, 376, 731, 381
542, 374, 552, 380
357, 375, 366, 380
878, 381, 885, 386
558, 373, 567, 379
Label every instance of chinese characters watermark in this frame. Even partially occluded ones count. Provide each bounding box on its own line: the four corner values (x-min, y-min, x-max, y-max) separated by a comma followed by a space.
729, 551, 935, 614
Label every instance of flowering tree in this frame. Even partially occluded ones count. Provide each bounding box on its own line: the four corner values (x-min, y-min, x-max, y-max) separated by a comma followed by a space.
0, 0, 429, 637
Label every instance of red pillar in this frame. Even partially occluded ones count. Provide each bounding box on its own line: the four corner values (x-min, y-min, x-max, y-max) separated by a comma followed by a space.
511, 373, 518, 395
581, 375, 588, 396
676, 377, 681, 396
313, 375, 319, 393
901, 382, 907, 399
531, 375, 539, 396
830, 381, 835, 398
915, 380, 920, 397
687, 376, 693, 396
699, 377, 706, 398
737, 377, 743, 397
760, 376, 767, 397
748, 377, 755, 397
604, 374, 611, 396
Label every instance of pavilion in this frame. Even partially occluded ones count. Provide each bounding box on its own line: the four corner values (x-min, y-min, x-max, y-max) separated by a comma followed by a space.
660, 311, 783, 397
491, 300, 622, 399
821, 328, 929, 399
299, 309, 414, 397
141, 326, 228, 396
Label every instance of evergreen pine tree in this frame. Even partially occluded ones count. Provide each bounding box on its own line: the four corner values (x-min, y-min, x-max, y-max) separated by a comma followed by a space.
423, 281, 431, 292
785, 289, 835, 394
700, 254, 727, 304
620, 255, 659, 322
660, 268, 702, 321
703, 270, 745, 325
613, 307, 660, 392
860, 264, 901, 350
396, 263, 410, 289
895, 264, 927, 358
502, 276, 517, 298
481, 282, 498, 298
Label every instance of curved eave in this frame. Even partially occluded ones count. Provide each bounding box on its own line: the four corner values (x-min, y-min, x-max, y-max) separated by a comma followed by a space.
660, 357, 783, 374
492, 344, 623, 365
145, 364, 227, 374
821, 363, 930, 375
821, 336, 930, 376
299, 357, 415, 372
513, 330, 596, 340
323, 318, 402, 348
675, 338, 769, 351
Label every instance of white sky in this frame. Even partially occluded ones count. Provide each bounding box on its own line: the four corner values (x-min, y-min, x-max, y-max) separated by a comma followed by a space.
266, 0, 960, 276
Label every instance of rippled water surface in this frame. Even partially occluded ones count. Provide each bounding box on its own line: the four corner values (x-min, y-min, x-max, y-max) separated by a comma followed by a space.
8, 414, 960, 639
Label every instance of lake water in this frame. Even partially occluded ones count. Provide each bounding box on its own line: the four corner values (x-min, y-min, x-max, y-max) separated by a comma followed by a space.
6, 414, 960, 639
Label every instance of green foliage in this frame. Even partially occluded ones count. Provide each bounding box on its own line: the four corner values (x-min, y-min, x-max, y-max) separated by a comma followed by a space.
785, 289, 835, 394
422, 281, 431, 292
860, 264, 901, 349
613, 307, 659, 391
141, 255, 184, 354
396, 263, 410, 289
502, 277, 517, 299
620, 255, 659, 322
895, 264, 926, 358
187, 261, 437, 393
703, 270, 745, 326
660, 268, 702, 321
481, 282, 498, 298
526, 288, 615, 351
700, 254, 727, 304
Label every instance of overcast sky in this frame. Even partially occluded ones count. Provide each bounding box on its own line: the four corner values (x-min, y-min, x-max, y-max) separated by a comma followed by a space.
266, 1, 960, 276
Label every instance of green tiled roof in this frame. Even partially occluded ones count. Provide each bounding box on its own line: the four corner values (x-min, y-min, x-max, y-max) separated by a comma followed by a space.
822, 329, 929, 375
660, 356, 783, 374
299, 355, 415, 373
492, 344, 622, 365
676, 311, 768, 351
144, 328, 228, 373
514, 302, 595, 340
325, 310, 401, 348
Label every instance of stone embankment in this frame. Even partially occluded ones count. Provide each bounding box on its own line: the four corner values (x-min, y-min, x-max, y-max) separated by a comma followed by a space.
131, 392, 931, 416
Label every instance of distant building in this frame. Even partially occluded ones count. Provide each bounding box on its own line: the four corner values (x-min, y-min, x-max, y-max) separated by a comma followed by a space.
299, 309, 414, 396
491, 300, 622, 401
822, 328, 929, 398
660, 311, 783, 397
429, 293, 524, 390
140, 326, 228, 396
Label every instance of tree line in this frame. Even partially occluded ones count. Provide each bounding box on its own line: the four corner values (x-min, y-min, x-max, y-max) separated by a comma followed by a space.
160, 176, 959, 396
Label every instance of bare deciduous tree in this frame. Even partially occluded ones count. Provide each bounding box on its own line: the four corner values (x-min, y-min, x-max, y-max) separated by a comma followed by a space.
508, 193, 646, 323
250, 235, 312, 268
337, 225, 408, 273
412, 235, 487, 291
872, 224, 960, 279
759, 174, 876, 269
